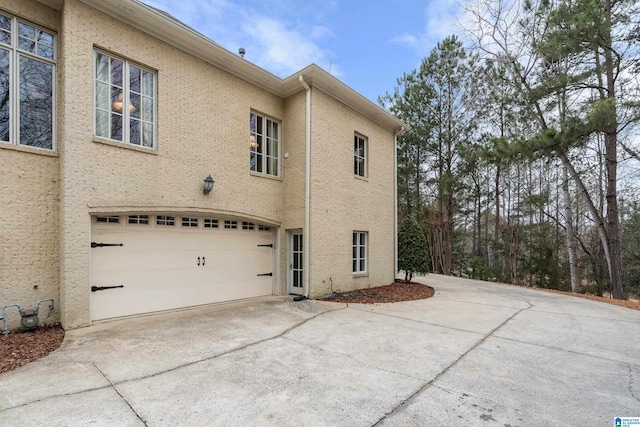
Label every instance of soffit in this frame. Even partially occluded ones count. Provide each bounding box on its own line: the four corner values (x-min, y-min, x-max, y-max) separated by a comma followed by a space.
77, 0, 407, 132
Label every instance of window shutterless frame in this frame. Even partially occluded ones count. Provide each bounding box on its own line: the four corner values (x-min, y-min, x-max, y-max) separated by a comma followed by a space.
93, 49, 157, 149
0, 13, 57, 151
353, 231, 367, 273
250, 111, 280, 177
354, 133, 367, 178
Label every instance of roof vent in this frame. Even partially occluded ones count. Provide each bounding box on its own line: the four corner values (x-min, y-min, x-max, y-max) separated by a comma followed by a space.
238, 47, 246, 58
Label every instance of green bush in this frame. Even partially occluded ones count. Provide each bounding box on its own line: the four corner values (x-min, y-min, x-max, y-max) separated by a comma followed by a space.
398, 216, 430, 282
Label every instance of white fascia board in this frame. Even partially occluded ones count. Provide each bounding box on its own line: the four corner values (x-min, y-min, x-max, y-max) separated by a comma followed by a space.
79, 0, 408, 132
285, 66, 408, 132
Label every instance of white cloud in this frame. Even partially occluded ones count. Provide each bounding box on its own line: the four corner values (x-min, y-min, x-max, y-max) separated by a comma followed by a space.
142, 0, 339, 78
390, 0, 470, 57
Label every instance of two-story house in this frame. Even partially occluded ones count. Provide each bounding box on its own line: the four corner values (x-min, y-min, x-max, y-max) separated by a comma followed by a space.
0, 0, 405, 329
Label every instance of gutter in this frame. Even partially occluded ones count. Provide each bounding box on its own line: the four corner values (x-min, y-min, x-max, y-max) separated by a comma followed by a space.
299, 76, 311, 298
394, 127, 404, 281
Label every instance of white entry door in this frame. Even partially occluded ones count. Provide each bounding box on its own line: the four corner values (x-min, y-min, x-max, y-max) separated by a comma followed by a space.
90, 216, 274, 320
287, 230, 304, 295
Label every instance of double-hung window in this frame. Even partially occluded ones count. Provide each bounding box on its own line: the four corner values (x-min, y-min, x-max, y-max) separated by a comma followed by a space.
353, 231, 367, 274
354, 134, 367, 177
94, 50, 156, 148
0, 14, 56, 150
250, 111, 280, 176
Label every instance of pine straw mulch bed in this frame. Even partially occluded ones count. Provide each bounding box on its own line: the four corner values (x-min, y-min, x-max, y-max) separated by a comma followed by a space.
539, 288, 640, 310
320, 281, 435, 304
0, 323, 65, 375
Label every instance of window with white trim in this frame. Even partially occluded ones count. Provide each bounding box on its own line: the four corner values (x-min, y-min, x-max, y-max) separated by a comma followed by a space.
242, 222, 254, 230
182, 217, 198, 227
352, 231, 367, 273
128, 215, 149, 225
249, 111, 280, 176
96, 216, 119, 223
224, 220, 237, 229
156, 215, 175, 226
354, 134, 367, 177
204, 218, 218, 228
0, 14, 56, 150
94, 50, 156, 148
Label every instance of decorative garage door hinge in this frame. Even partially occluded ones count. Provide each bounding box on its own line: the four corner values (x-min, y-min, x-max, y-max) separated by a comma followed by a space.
257, 244, 273, 248
91, 285, 124, 292
257, 273, 273, 277
91, 242, 124, 248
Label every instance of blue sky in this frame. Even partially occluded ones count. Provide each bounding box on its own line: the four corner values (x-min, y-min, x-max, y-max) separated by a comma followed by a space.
143, 0, 466, 104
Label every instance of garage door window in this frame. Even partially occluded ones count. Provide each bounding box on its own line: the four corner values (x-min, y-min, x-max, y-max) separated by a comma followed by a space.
96, 216, 120, 223
182, 217, 198, 227
156, 215, 175, 226
204, 218, 219, 228
128, 215, 149, 225
224, 220, 238, 229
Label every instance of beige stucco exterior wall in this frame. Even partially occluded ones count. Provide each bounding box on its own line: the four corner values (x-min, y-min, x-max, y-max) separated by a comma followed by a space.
307, 89, 396, 297
0, 1, 61, 329
58, 0, 289, 328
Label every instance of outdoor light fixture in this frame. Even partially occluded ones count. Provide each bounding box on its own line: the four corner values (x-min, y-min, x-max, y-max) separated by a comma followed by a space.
203, 174, 215, 195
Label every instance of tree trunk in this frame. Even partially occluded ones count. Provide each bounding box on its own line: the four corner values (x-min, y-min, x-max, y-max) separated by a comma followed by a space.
563, 165, 579, 293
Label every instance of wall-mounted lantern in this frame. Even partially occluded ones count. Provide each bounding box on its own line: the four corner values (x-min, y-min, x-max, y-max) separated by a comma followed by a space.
203, 174, 215, 195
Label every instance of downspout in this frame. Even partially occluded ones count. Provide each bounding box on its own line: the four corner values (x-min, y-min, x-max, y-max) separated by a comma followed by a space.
394, 127, 404, 281
299, 76, 311, 298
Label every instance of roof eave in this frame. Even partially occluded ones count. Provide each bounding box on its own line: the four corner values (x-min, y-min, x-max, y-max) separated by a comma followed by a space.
77, 0, 408, 132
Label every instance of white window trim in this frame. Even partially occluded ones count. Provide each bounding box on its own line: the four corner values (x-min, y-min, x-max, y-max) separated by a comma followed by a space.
250, 111, 281, 177
0, 14, 57, 151
93, 49, 157, 149
354, 133, 367, 178
353, 231, 368, 274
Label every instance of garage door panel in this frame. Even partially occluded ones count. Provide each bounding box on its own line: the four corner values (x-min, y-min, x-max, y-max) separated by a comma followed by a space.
91, 221, 275, 321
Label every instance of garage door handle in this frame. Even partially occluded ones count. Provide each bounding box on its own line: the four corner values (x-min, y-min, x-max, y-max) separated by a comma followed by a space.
197, 257, 200, 266
91, 285, 124, 292
257, 273, 273, 277
202, 256, 205, 266
91, 242, 123, 248
257, 244, 273, 248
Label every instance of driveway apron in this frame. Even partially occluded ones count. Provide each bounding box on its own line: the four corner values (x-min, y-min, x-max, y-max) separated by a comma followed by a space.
1, 275, 638, 426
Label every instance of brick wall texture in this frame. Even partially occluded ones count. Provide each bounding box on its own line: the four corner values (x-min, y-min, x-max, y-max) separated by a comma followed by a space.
1, 0, 398, 329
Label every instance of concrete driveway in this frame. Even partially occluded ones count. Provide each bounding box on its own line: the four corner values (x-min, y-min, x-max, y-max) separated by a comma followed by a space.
1, 275, 638, 426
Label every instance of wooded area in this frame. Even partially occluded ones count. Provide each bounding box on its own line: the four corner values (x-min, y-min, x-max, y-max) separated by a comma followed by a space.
383, 0, 640, 300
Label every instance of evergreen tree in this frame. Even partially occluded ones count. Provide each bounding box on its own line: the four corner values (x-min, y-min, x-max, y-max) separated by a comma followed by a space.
398, 216, 430, 282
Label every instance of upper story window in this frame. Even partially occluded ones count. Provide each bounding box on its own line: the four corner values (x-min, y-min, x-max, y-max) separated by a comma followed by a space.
94, 50, 156, 148
250, 111, 279, 176
0, 14, 56, 150
354, 134, 367, 178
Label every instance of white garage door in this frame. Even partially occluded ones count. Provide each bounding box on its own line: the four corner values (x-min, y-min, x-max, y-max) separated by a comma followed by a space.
90, 215, 274, 321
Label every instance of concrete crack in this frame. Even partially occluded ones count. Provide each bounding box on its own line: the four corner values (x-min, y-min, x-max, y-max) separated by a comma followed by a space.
93, 363, 147, 426
0, 305, 348, 412
280, 335, 425, 382
117, 304, 349, 385
629, 364, 640, 403
371, 301, 533, 426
